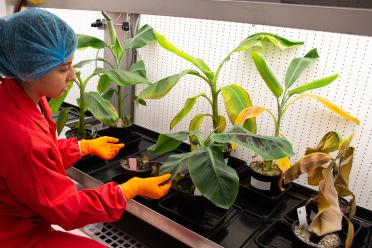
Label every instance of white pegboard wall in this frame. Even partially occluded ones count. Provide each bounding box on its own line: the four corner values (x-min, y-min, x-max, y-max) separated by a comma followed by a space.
134, 15, 372, 210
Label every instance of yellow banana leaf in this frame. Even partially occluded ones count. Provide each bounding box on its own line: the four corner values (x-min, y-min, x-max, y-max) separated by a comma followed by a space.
28, 0, 44, 4
277, 157, 291, 173
285, 93, 360, 125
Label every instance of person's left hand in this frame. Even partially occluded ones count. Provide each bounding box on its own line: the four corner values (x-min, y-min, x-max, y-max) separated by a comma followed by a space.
80, 136, 124, 160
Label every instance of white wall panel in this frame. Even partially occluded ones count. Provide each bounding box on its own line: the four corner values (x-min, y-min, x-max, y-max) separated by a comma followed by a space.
134, 15, 372, 209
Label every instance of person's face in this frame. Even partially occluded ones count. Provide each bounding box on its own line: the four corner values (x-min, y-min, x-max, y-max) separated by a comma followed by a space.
28, 56, 76, 99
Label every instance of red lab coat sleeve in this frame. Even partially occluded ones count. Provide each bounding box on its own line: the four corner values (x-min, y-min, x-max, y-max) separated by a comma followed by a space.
57, 138, 81, 170
6, 137, 126, 231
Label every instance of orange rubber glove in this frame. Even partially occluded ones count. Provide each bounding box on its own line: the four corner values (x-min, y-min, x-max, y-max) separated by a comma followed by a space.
80, 136, 124, 160
120, 174, 172, 201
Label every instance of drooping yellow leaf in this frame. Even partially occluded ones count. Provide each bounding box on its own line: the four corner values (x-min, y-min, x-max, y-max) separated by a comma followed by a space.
277, 157, 291, 173
235, 106, 266, 126
309, 165, 343, 236
285, 93, 360, 125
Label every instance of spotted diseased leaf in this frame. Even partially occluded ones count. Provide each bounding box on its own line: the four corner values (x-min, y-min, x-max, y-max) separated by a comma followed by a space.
284, 152, 333, 184
210, 125, 294, 161
160, 146, 239, 209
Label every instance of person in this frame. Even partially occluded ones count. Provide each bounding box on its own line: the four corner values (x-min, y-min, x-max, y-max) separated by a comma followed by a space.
0, 8, 172, 248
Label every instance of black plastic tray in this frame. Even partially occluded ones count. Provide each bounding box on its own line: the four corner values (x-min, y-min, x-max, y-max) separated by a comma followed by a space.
209, 211, 261, 248
74, 155, 110, 174
72, 125, 372, 247
256, 220, 296, 248
158, 192, 233, 236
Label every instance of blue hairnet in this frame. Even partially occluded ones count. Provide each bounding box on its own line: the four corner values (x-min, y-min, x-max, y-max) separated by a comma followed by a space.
0, 8, 77, 81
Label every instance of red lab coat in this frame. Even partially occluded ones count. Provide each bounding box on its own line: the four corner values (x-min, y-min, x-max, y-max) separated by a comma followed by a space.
0, 79, 126, 247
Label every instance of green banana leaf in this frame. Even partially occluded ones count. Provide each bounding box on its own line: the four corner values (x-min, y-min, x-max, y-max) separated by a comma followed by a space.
56, 107, 72, 135
102, 88, 116, 101
84, 92, 119, 126
285, 48, 319, 89
94, 68, 150, 86
97, 74, 112, 94
48, 82, 73, 113
251, 50, 283, 98
125, 24, 156, 49
73, 58, 114, 69
102, 11, 124, 62
288, 74, 338, 96
221, 84, 256, 133
77, 34, 107, 49
221, 32, 303, 67
148, 130, 202, 155
159, 146, 239, 209
210, 125, 294, 160
129, 60, 147, 77
154, 31, 214, 81
170, 94, 203, 130
138, 69, 198, 99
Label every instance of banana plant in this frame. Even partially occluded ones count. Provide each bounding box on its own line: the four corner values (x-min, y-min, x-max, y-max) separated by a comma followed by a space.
284, 132, 356, 248
235, 49, 359, 173
126, 25, 304, 135
75, 12, 150, 127
149, 125, 294, 209
49, 70, 118, 138
49, 72, 119, 138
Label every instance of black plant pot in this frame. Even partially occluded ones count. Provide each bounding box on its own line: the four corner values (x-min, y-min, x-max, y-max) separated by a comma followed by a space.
248, 162, 282, 192
97, 125, 135, 142
238, 165, 290, 204
74, 155, 109, 173
175, 177, 205, 218
119, 156, 154, 180
65, 128, 95, 140
112, 160, 164, 209
292, 220, 341, 248
285, 199, 362, 247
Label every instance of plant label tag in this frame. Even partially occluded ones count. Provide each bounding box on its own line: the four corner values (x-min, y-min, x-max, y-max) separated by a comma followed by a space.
297, 206, 308, 226
128, 158, 137, 171
251, 177, 271, 191
194, 187, 202, 196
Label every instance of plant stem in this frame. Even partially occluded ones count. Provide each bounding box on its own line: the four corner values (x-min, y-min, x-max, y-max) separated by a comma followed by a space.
211, 85, 219, 129
78, 81, 85, 138
117, 85, 122, 123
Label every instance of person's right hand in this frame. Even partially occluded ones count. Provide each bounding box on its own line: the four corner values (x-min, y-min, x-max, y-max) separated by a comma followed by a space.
120, 174, 172, 201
